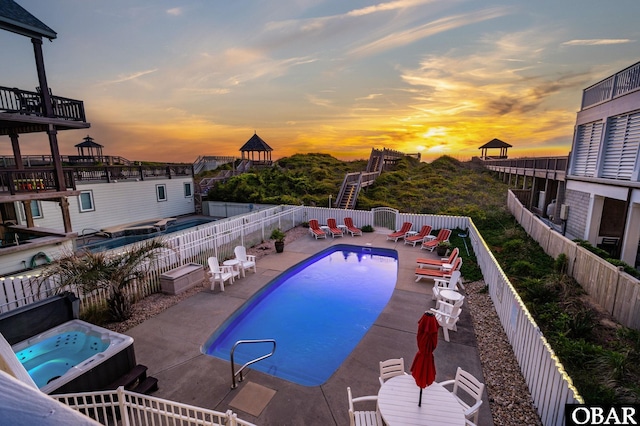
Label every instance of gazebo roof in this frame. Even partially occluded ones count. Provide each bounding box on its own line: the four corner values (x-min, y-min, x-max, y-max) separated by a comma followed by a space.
75, 135, 102, 149
479, 138, 512, 149
240, 133, 273, 152
0, 0, 56, 40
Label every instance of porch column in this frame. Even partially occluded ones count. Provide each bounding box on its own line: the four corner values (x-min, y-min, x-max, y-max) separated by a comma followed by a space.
22, 201, 34, 228
10, 132, 24, 170
59, 197, 72, 233
621, 198, 640, 267
585, 194, 605, 244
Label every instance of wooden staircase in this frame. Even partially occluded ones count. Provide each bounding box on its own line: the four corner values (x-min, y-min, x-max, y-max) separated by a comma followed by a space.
105, 364, 158, 395
335, 148, 410, 209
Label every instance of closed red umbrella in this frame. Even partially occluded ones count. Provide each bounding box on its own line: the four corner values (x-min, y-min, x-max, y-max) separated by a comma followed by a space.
410, 312, 439, 406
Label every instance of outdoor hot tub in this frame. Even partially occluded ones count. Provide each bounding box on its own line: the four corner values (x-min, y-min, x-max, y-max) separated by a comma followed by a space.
12, 319, 135, 394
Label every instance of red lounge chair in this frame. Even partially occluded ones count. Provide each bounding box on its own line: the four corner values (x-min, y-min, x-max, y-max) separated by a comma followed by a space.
417, 247, 459, 269
344, 217, 362, 236
421, 228, 451, 251
326, 218, 344, 238
415, 257, 462, 282
404, 225, 432, 247
387, 222, 412, 242
308, 219, 327, 239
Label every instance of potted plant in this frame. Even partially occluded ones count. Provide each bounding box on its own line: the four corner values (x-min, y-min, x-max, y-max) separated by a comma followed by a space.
270, 228, 286, 253
436, 241, 451, 257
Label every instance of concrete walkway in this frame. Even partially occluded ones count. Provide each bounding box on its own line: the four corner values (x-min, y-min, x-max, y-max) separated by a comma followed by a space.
126, 229, 494, 425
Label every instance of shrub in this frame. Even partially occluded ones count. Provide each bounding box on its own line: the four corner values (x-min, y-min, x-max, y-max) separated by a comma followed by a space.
361, 225, 374, 232
554, 253, 569, 275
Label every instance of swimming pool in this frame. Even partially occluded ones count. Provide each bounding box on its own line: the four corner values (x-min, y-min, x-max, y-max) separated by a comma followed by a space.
80, 217, 216, 252
202, 244, 397, 386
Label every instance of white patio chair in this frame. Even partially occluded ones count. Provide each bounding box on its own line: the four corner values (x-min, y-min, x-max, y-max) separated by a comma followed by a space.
208, 256, 238, 291
378, 357, 407, 386
233, 246, 257, 277
430, 299, 462, 342
347, 386, 383, 426
439, 367, 484, 424
432, 271, 462, 301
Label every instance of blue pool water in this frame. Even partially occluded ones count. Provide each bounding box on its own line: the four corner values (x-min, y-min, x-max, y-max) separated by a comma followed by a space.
202, 244, 398, 386
15, 331, 109, 388
81, 217, 215, 252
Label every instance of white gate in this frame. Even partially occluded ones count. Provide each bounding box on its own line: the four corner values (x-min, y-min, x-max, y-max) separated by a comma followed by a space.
372, 207, 398, 230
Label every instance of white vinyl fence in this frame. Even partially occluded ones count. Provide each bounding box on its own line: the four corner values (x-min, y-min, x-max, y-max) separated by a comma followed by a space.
467, 218, 582, 425
53, 386, 256, 426
3, 203, 582, 425
0, 205, 305, 314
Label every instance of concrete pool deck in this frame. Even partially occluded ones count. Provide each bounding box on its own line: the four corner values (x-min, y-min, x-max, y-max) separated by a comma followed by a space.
125, 229, 494, 425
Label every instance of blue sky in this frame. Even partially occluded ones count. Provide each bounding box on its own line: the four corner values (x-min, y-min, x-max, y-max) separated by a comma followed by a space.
2, 0, 639, 163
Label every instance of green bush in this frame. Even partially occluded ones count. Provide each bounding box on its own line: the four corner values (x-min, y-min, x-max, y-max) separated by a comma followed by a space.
361, 225, 374, 232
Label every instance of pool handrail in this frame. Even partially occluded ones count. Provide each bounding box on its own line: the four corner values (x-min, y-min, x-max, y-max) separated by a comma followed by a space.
230, 339, 276, 389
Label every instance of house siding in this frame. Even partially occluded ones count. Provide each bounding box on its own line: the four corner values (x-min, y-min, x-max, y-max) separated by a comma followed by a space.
28, 178, 195, 232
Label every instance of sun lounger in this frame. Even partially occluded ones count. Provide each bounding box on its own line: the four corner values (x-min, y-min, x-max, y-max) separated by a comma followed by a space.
387, 222, 412, 242
421, 228, 451, 251
404, 225, 432, 246
344, 217, 362, 236
309, 219, 327, 239
327, 218, 344, 238
415, 257, 462, 282
417, 247, 459, 269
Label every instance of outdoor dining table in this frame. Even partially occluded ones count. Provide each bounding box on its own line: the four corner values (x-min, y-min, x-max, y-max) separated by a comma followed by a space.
377, 374, 465, 425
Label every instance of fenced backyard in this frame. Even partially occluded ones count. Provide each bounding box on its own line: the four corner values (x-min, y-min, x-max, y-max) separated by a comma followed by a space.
1, 204, 582, 425
508, 190, 640, 330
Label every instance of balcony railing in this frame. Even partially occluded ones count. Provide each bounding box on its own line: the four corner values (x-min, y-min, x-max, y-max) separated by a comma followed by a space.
581, 61, 640, 109
0, 168, 76, 195
0, 86, 86, 122
482, 156, 568, 171
72, 164, 193, 183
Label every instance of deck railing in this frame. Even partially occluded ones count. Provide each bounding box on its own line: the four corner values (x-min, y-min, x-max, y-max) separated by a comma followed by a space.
581, 61, 640, 109
0, 86, 86, 121
0, 168, 76, 195
53, 386, 256, 426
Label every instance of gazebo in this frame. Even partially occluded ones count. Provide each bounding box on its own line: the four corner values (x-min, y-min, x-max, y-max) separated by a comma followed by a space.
74, 135, 104, 163
479, 138, 512, 159
240, 132, 273, 165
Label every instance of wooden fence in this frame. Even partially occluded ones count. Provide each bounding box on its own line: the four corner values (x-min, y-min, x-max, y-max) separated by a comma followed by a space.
508, 190, 640, 330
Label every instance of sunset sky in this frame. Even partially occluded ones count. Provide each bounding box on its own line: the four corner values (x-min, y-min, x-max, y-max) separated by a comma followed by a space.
2, 0, 639, 163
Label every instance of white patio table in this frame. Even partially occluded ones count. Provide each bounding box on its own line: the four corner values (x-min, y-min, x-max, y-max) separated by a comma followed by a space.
377, 374, 465, 426
439, 289, 464, 304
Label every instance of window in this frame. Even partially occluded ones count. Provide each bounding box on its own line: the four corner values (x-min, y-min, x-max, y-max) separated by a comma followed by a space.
79, 190, 95, 212
19, 200, 43, 220
156, 184, 167, 202
184, 182, 192, 198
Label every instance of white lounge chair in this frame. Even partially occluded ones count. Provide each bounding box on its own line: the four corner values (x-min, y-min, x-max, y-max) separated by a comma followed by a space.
208, 256, 238, 291
234, 246, 257, 277
378, 358, 407, 386
430, 299, 462, 342
439, 367, 484, 424
347, 387, 383, 426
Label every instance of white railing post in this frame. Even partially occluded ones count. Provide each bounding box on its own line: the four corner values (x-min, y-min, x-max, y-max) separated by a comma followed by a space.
116, 386, 130, 426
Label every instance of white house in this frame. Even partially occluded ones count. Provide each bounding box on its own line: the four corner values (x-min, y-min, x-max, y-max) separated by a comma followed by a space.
565, 60, 640, 268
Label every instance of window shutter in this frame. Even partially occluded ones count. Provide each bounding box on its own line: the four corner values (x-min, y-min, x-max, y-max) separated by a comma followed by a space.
572, 121, 602, 177
602, 111, 640, 180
